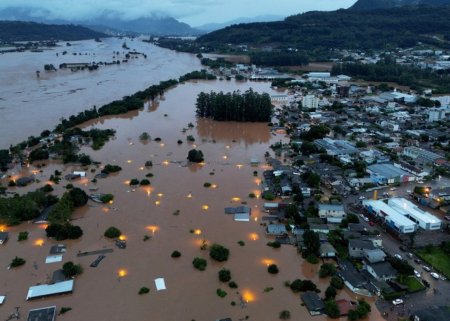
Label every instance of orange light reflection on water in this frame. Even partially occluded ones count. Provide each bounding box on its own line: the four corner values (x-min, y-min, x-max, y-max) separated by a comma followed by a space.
261, 258, 275, 266
249, 233, 259, 241
242, 289, 255, 303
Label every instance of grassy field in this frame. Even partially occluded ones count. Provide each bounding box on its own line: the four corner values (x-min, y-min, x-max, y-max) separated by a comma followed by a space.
417, 247, 450, 279
401, 276, 425, 293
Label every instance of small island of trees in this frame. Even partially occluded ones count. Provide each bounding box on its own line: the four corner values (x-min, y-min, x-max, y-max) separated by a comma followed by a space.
195, 88, 272, 122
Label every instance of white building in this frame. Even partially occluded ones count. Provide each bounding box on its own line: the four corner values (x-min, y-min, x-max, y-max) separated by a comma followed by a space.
403, 146, 445, 165
388, 198, 441, 230
428, 107, 449, 122
318, 203, 346, 223
363, 200, 417, 234
271, 94, 289, 105
307, 72, 331, 79
302, 95, 319, 109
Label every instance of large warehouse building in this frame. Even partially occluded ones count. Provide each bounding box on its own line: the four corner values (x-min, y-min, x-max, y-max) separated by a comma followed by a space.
366, 163, 414, 185
363, 199, 417, 234
388, 198, 442, 230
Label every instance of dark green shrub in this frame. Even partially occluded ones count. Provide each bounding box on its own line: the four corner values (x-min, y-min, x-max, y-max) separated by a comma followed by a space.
10, 256, 26, 268
171, 250, 181, 258
279, 310, 291, 320
138, 287, 150, 295
129, 178, 139, 186
192, 257, 207, 271
268, 264, 279, 274
104, 226, 121, 238
17, 231, 29, 241
62, 261, 83, 277
100, 194, 114, 203
267, 241, 281, 248
209, 244, 229, 262
216, 288, 227, 298
59, 307, 72, 315
218, 269, 232, 282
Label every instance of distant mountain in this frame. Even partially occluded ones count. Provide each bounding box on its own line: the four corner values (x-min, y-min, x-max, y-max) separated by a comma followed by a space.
0, 7, 201, 36
90, 16, 200, 36
350, 0, 450, 10
196, 15, 283, 32
0, 21, 106, 42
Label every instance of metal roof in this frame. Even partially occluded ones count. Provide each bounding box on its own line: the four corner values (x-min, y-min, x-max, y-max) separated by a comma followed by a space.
26, 280, 74, 300
367, 163, 408, 179
388, 198, 441, 225
363, 200, 416, 228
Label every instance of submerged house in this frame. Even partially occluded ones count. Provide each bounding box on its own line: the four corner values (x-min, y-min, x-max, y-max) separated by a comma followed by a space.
301, 291, 325, 316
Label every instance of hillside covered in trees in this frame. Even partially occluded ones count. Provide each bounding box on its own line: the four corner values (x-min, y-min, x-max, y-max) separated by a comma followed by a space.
350, 0, 450, 10
197, 6, 450, 51
0, 21, 107, 41
195, 89, 272, 122
332, 56, 450, 94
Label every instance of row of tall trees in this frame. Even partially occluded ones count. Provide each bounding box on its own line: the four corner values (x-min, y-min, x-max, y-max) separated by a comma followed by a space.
195, 89, 272, 122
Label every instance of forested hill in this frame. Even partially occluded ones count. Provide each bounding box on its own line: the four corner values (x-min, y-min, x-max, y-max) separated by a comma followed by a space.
351, 0, 450, 10
197, 6, 450, 50
0, 21, 107, 42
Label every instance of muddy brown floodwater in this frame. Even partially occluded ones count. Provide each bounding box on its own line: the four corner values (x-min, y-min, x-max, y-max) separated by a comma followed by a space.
0, 79, 384, 321
0, 37, 201, 148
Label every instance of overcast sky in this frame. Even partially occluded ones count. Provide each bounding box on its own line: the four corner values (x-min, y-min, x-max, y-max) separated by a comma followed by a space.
0, 0, 357, 26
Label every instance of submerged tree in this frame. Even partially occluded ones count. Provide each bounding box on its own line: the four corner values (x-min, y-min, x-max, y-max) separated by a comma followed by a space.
195, 88, 272, 122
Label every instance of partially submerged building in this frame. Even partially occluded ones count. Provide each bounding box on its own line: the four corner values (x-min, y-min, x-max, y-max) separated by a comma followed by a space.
301, 291, 325, 316
26, 280, 74, 300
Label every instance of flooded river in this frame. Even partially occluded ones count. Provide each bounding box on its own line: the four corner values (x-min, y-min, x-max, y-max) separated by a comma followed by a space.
0, 77, 384, 321
0, 37, 201, 148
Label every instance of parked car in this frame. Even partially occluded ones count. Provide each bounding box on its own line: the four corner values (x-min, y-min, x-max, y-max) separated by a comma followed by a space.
358, 196, 366, 200
423, 266, 431, 272
414, 270, 421, 278
444, 215, 450, 221
407, 253, 413, 259
392, 299, 403, 305
414, 259, 422, 264
431, 272, 440, 279
399, 246, 406, 252
362, 216, 369, 222
394, 254, 403, 260
390, 187, 397, 191
422, 279, 430, 287
439, 275, 447, 281
406, 190, 412, 194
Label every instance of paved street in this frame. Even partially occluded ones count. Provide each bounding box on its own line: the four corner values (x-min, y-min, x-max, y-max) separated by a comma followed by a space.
342, 179, 450, 320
